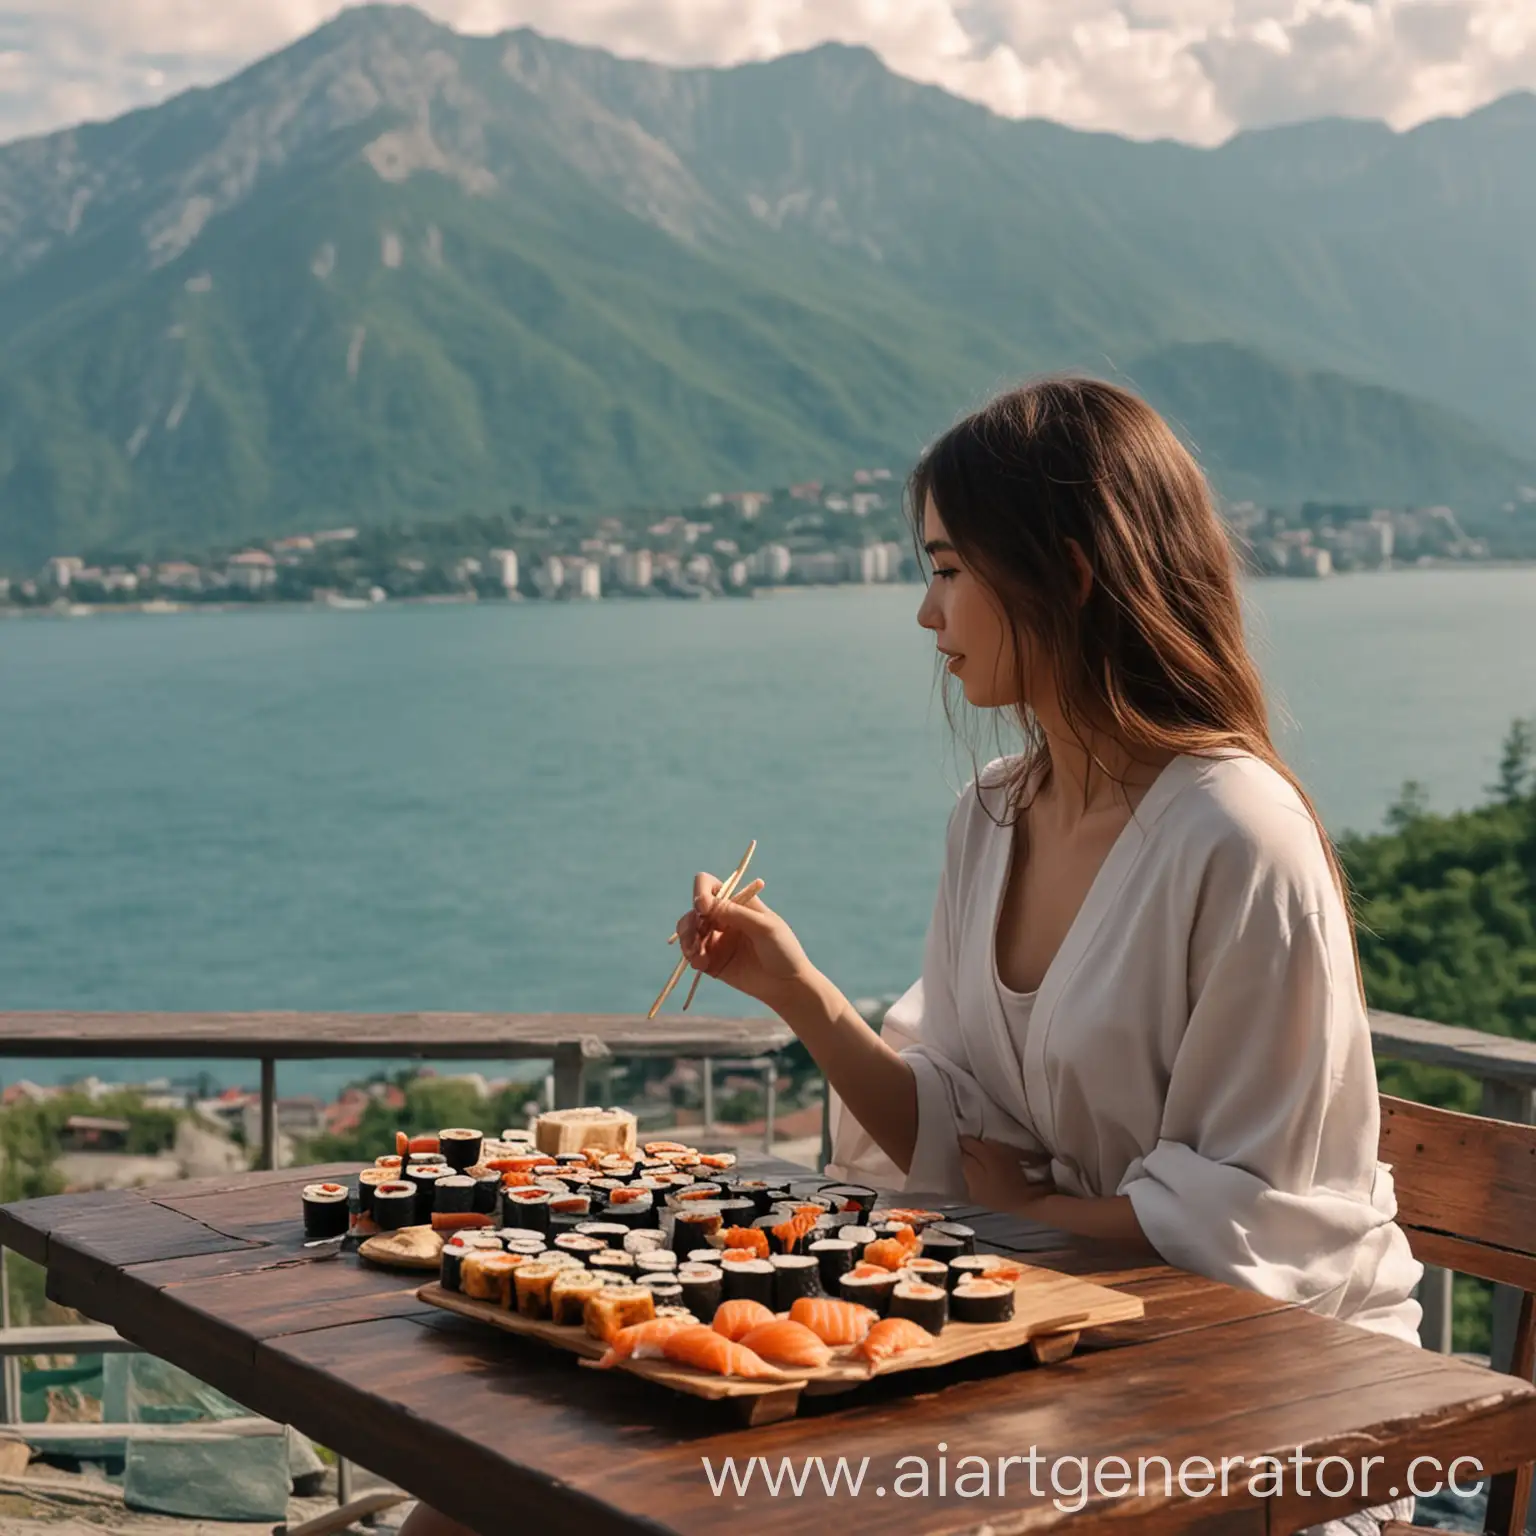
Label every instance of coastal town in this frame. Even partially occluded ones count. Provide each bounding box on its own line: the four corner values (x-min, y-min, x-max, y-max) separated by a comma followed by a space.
0, 474, 1520, 615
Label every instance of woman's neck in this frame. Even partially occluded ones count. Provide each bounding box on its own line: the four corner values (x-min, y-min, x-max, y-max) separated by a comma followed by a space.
1034, 724, 1177, 826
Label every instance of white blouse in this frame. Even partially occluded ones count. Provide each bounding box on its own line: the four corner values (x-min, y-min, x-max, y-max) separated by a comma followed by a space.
828, 751, 1424, 1346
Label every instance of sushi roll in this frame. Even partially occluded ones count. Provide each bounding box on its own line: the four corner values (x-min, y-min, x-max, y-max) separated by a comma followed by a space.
770, 1254, 823, 1312
551, 1269, 606, 1325
463, 1251, 524, 1306
787, 1178, 838, 1202
639, 1277, 684, 1307
622, 1229, 669, 1256
947, 1255, 1001, 1289
501, 1187, 553, 1232
374, 1154, 404, 1173
575, 1222, 629, 1246
371, 1181, 417, 1231
356, 1167, 392, 1221
497, 1226, 547, 1247
505, 1240, 547, 1259
698, 1151, 738, 1172
548, 1193, 592, 1219
901, 1257, 952, 1288
685, 1247, 724, 1266
513, 1262, 562, 1320
302, 1182, 350, 1239
438, 1127, 484, 1171
634, 1250, 678, 1277
819, 1183, 878, 1216
722, 1178, 775, 1215
534, 1174, 572, 1193
433, 1175, 475, 1214
927, 1220, 977, 1254
917, 1231, 965, 1264
589, 1250, 637, 1283
583, 1286, 657, 1344
554, 1151, 589, 1166
500, 1127, 535, 1144
838, 1268, 898, 1316
950, 1277, 1015, 1324
676, 1264, 723, 1321
439, 1238, 469, 1292
719, 1258, 775, 1308
552, 1233, 607, 1262
670, 1208, 723, 1256
406, 1164, 448, 1224
709, 1198, 759, 1230
470, 1169, 503, 1214
664, 1182, 722, 1210
889, 1278, 948, 1334
841, 1225, 878, 1248
601, 1190, 655, 1228
808, 1238, 858, 1292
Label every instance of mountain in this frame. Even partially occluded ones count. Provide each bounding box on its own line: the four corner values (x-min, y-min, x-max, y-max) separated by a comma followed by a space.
0, 4, 1533, 566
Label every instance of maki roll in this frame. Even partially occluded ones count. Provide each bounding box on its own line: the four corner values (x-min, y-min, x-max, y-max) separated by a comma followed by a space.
372, 1181, 417, 1231
950, 1277, 1015, 1324
947, 1255, 1001, 1289
819, 1183, 878, 1216
670, 1208, 723, 1256
302, 1182, 350, 1238
710, 1198, 759, 1230
889, 1279, 948, 1334
513, 1262, 562, 1320
374, 1154, 404, 1173
723, 1178, 775, 1215
622, 1229, 669, 1256
552, 1234, 607, 1262
583, 1286, 656, 1344
634, 1250, 678, 1277
501, 1187, 553, 1232
356, 1167, 391, 1221
601, 1189, 655, 1228
770, 1254, 823, 1312
551, 1269, 606, 1325
406, 1164, 448, 1224
676, 1264, 724, 1321
808, 1238, 858, 1292
440, 1237, 475, 1292
927, 1220, 976, 1254
434, 1175, 475, 1214
638, 1277, 684, 1307
575, 1221, 629, 1246
838, 1269, 898, 1316
841, 1225, 877, 1248
787, 1178, 838, 1202
463, 1251, 524, 1306
497, 1225, 547, 1246
471, 1169, 503, 1214
554, 1151, 589, 1166
901, 1257, 952, 1288
438, 1127, 484, 1171
664, 1182, 721, 1210
548, 1193, 592, 1219
685, 1247, 724, 1266
697, 1151, 738, 1172
534, 1175, 573, 1193
719, 1258, 775, 1308
917, 1231, 966, 1264
589, 1250, 637, 1283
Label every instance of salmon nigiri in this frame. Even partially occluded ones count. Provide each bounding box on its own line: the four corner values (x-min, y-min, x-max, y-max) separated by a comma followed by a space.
861, 1239, 910, 1272
597, 1317, 692, 1368
661, 1324, 789, 1380
855, 1316, 933, 1367
712, 1298, 776, 1341
788, 1296, 877, 1346
737, 1319, 833, 1369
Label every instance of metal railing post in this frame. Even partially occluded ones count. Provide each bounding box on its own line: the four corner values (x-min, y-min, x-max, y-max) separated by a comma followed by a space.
762, 1063, 775, 1157
1417, 1266, 1454, 1353
260, 1057, 277, 1171
702, 1059, 713, 1136
0, 1244, 15, 1424
1482, 1078, 1536, 1378
818, 1083, 832, 1176
337, 1454, 353, 1506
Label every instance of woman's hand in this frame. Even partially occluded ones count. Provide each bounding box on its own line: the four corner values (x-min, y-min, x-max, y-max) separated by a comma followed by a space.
958, 1136, 1056, 1214
674, 872, 816, 1008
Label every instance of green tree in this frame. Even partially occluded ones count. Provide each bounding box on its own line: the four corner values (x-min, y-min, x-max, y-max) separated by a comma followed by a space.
1488, 717, 1534, 804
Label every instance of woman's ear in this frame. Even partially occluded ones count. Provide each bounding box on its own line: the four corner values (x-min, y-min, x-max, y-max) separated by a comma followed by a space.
1065, 539, 1094, 606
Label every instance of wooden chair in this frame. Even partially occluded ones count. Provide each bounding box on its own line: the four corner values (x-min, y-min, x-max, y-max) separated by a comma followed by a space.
1378, 1094, 1536, 1536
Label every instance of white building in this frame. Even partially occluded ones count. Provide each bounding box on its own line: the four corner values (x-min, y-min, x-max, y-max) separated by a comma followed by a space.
45, 556, 83, 589
562, 557, 600, 599
225, 550, 277, 590
615, 548, 653, 590
850, 492, 884, 517
790, 551, 844, 583
727, 560, 749, 589
489, 548, 519, 592
747, 544, 792, 583
534, 555, 565, 599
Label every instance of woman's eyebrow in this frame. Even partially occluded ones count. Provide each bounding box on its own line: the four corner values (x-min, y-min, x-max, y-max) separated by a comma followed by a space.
924, 539, 956, 556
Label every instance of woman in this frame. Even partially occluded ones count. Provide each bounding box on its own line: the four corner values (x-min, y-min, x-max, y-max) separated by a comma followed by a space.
673, 378, 1423, 1533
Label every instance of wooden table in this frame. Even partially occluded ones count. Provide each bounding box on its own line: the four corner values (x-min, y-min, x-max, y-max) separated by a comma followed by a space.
4, 1160, 1533, 1536
0, 1012, 796, 1167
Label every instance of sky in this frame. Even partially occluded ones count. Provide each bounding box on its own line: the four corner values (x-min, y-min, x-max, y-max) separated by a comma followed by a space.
1, 0, 1534, 148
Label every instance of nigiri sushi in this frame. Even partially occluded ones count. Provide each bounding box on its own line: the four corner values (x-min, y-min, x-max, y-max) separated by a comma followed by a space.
719, 1226, 770, 1259
787, 1296, 877, 1346
855, 1316, 934, 1366
737, 1319, 833, 1369
861, 1239, 910, 1272
661, 1324, 789, 1380
711, 1298, 776, 1341
597, 1316, 692, 1367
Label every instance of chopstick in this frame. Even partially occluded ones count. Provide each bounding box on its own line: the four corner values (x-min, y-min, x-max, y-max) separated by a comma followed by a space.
680, 842, 756, 1011
665, 878, 763, 944
647, 839, 755, 1020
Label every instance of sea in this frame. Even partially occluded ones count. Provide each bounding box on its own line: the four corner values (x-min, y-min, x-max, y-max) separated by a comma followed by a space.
3, 568, 1534, 1099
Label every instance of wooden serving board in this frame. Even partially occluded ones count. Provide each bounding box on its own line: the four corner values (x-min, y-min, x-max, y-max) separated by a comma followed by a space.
416, 1261, 1143, 1425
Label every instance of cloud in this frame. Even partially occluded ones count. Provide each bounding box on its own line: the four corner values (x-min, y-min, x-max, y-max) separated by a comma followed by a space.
1, 0, 1534, 147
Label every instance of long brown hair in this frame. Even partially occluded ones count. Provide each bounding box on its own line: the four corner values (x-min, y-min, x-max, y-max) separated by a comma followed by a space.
908, 374, 1361, 987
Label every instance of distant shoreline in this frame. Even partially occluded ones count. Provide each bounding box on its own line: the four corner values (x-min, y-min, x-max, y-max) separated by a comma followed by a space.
3, 560, 1535, 621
